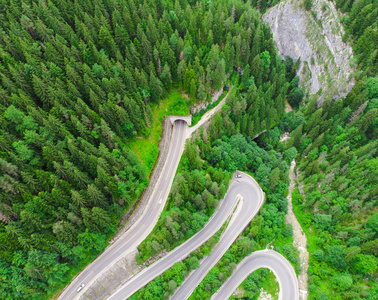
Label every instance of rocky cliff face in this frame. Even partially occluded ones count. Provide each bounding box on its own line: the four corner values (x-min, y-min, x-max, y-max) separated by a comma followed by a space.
263, 0, 355, 103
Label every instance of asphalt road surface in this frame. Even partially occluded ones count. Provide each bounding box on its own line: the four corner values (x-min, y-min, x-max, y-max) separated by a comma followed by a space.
59, 90, 299, 299
58, 120, 188, 300
170, 173, 264, 300
108, 173, 265, 300
212, 250, 299, 300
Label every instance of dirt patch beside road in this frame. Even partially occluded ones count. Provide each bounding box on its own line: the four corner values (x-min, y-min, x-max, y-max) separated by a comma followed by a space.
286, 160, 309, 300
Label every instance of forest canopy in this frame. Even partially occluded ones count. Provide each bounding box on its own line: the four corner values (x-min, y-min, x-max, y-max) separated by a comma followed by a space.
0, 0, 293, 298
1, 0, 376, 299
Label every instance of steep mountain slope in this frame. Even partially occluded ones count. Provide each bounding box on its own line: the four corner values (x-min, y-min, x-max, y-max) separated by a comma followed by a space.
264, 0, 378, 299
0, 0, 293, 299
263, 0, 355, 103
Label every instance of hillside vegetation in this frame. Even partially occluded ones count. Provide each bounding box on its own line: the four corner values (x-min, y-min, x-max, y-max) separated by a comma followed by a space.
338, 0, 378, 76
0, 0, 296, 298
263, 0, 355, 102
0, 0, 377, 299
278, 0, 378, 299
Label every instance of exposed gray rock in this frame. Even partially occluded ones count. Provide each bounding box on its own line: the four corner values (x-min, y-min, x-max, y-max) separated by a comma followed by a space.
191, 87, 224, 114
263, 0, 355, 103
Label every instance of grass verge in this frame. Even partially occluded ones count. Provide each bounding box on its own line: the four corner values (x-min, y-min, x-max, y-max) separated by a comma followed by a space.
128, 90, 191, 175
255, 269, 279, 299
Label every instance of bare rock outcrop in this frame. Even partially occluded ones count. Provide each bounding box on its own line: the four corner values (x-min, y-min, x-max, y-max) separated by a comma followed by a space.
263, 0, 355, 103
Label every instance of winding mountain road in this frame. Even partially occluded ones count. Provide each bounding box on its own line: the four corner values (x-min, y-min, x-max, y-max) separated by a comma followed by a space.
109, 173, 298, 300
59, 121, 187, 300
170, 173, 264, 300
108, 173, 263, 300
59, 88, 299, 300
212, 250, 299, 300
59, 90, 230, 299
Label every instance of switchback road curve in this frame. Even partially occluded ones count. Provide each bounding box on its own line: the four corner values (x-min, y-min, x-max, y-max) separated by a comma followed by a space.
170, 173, 264, 300
60, 88, 299, 299
212, 250, 299, 300
60, 88, 232, 300
108, 173, 265, 300
109, 173, 298, 300
107, 108, 299, 299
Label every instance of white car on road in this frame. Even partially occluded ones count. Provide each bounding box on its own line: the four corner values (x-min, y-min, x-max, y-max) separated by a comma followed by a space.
77, 283, 85, 292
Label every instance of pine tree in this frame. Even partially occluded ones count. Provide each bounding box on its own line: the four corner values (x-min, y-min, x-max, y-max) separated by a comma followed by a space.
149, 71, 163, 103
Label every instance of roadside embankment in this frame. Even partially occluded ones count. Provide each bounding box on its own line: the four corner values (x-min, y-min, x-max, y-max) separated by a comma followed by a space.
286, 160, 309, 300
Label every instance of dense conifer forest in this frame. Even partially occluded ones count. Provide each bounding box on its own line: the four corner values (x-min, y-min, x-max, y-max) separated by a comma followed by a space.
285, 0, 378, 298
0, 0, 293, 298
133, 127, 296, 299
133, 0, 378, 299
0, 0, 377, 299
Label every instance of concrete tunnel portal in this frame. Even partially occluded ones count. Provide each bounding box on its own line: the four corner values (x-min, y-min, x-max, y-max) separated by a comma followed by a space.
168, 115, 192, 126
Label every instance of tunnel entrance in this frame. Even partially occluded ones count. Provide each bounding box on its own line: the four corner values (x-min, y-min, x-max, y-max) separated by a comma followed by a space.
168, 116, 192, 126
